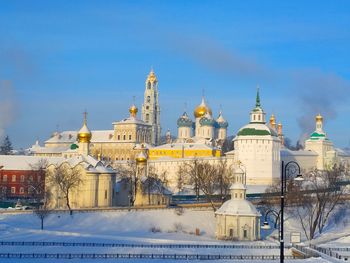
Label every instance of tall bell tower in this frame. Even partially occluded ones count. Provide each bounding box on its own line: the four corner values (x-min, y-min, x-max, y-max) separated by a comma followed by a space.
141, 69, 161, 145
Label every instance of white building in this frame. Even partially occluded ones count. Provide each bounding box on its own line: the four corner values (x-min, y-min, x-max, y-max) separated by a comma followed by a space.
216, 167, 261, 241
232, 89, 281, 186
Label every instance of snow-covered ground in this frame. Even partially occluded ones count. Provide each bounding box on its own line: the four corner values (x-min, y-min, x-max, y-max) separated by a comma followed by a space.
0, 208, 347, 262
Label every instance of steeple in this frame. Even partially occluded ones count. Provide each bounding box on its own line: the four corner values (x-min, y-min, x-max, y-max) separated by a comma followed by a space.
250, 88, 266, 123
255, 86, 261, 108
77, 111, 91, 156
315, 113, 324, 133
142, 68, 161, 145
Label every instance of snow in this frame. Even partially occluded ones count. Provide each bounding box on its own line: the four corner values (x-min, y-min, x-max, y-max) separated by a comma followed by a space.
0, 209, 299, 262
0, 207, 346, 262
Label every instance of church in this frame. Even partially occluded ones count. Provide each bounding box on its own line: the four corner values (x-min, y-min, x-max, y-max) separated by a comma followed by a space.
30, 70, 161, 161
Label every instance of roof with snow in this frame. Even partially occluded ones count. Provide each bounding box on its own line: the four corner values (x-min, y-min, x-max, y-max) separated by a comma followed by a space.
215, 199, 261, 217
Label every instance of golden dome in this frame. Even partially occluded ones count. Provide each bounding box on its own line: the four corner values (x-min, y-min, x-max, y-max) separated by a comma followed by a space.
194, 97, 212, 118
316, 114, 323, 122
136, 151, 147, 163
147, 69, 157, 82
78, 112, 92, 143
129, 104, 138, 117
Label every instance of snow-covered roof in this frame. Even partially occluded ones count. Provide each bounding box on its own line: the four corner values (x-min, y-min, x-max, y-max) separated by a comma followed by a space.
0, 155, 64, 170
50, 155, 115, 174
280, 148, 318, 157
45, 130, 115, 144
151, 142, 215, 151
113, 117, 151, 126
215, 199, 261, 217
236, 123, 278, 137
335, 148, 350, 157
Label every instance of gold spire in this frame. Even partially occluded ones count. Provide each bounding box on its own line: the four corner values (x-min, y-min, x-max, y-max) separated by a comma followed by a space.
316, 113, 323, 122
269, 114, 276, 129
146, 68, 157, 82
78, 111, 92, 143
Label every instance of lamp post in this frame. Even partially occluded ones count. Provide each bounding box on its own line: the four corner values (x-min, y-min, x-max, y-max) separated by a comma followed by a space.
280, 161, 303, 263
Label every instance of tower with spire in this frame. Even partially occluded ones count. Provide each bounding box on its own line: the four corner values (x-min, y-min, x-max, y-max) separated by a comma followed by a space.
141, 69, 161, 146
77, 111, 92, 156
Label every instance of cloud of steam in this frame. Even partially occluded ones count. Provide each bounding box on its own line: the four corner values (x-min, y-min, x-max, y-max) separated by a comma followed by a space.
0, 80, 17, 138
292, 70, 350, 145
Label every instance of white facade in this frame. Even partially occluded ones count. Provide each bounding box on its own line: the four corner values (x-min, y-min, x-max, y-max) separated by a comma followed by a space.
216, 167, 261, 241
233, 90, 281, 186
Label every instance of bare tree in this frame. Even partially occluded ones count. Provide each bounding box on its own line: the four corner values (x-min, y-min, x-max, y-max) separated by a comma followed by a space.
33, 193, 52, 230
143, 167, 168, 205
177, 159, 232, 211
47, 166, 83, 215
27, 159, 49, 204
292, 165, 346, 240
114, 160, 138, 206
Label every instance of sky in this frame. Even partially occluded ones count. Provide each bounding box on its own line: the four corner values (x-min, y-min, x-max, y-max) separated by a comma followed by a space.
1, 0, 350, 149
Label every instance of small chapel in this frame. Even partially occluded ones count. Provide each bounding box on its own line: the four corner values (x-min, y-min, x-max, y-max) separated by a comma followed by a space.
215, 166, 261, 241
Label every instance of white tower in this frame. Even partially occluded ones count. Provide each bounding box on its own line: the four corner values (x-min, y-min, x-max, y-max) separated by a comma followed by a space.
177, 111, 192, 140
216, 110, 228, 141
141, 69, 161, 145
233, 88, 281, 186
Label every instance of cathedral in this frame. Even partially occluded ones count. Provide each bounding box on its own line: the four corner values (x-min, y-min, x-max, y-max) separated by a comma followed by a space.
148, 96, 228, 160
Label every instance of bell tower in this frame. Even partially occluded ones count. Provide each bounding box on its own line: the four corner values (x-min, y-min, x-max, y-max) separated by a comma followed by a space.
142, 69, 161, 145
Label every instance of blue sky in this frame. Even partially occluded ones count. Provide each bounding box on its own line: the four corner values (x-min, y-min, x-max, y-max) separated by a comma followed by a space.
1, 1, 350, 148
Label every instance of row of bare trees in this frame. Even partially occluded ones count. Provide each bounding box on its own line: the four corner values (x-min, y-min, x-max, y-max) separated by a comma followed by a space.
177, 158, 232, 211
262, 164, 348, 240
115, 160, 169, 206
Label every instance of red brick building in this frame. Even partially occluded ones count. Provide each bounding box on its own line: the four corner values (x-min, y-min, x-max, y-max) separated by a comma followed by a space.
0, 156, 47, 200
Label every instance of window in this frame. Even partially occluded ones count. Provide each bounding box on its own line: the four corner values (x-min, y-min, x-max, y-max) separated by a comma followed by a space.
11, 187, 16, 194
123, 135, 126, 140
29, 176, 33, 182
38, 175, 41, 182
129, 135, 132, 140
2, 187, 6, 194
243, 229, 248, 238
117, 135, 120, 140
146, 106, 149, 110
20, 187, 24, 194
229, 229, 234, 237
20, 175, 25, 182
147, 96, 150, 102
105, 190, 107, 199
2, 175, 7, 182
146, 114, 149, 122
12, 175, 16, 182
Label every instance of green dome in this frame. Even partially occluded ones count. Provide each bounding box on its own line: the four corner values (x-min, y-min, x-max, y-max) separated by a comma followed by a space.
177, 112, 193, 127
70, 143, 79, 150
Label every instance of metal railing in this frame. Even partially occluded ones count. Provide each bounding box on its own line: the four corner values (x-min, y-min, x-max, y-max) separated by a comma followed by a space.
0, 253, 300, 260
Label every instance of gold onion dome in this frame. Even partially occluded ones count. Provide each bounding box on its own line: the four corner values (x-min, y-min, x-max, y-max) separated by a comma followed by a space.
194, 97, 212, 118
78, 113, 92, 143
129, 104, 138, 117
136, 151, 147, 163
316, 113, 323, 122
147, 69, 157, 82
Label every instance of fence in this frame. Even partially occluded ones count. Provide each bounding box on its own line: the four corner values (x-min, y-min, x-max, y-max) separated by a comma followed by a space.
0, 241, 291, 250
0, 253, 300, 260
294, 244, 349, 261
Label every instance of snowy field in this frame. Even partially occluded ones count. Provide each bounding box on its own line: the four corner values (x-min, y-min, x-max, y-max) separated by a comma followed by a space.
0, 208, 348, 262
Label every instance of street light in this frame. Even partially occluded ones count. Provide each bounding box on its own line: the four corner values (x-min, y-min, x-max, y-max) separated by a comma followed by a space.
261, 209, 281, 230
261, 161, 303, 263
280, 161, 303, 263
